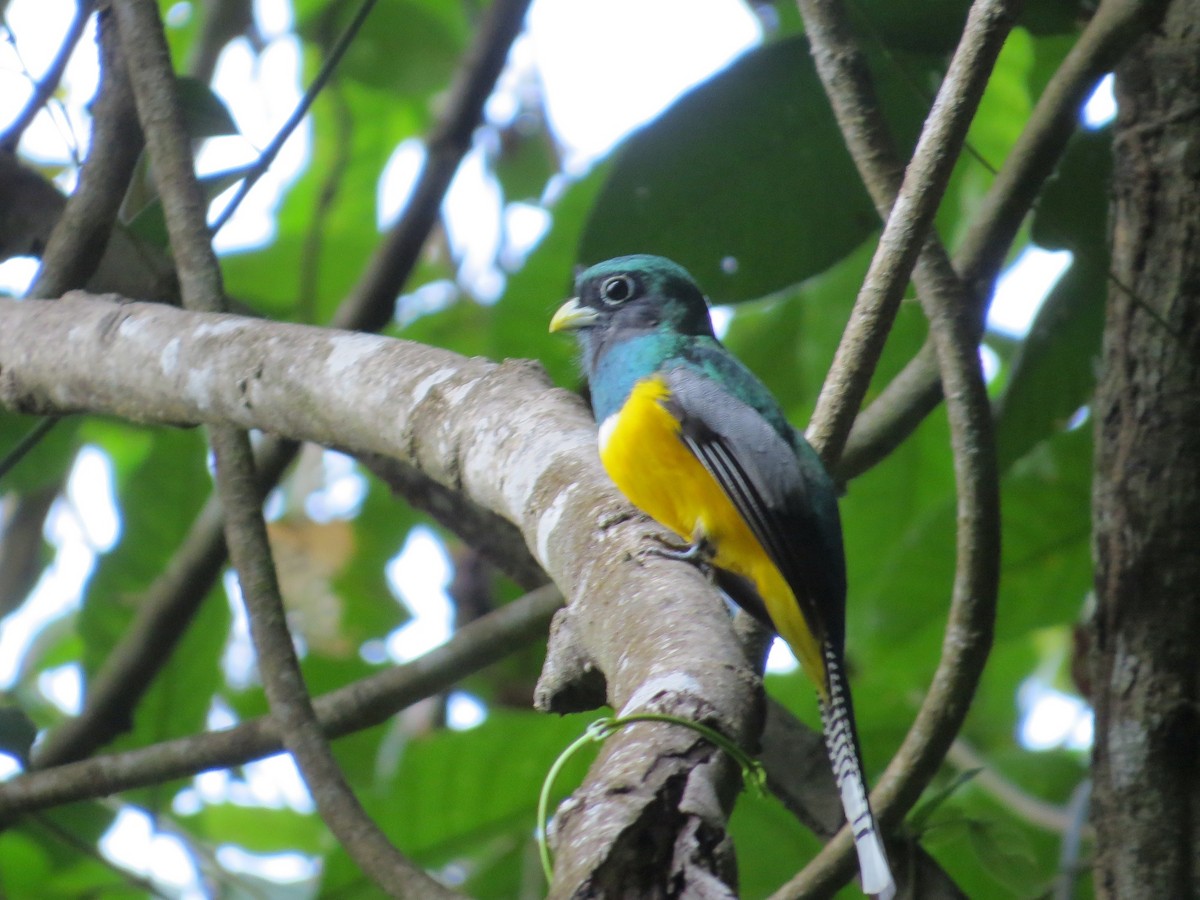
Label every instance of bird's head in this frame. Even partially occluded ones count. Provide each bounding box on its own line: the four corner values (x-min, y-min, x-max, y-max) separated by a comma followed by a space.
549, 255, 716, 351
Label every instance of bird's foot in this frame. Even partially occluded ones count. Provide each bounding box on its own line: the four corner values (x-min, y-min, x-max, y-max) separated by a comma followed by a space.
643, 534, 716, 577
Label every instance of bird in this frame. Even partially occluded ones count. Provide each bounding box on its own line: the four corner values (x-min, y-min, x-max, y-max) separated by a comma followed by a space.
550, 254, 895, 899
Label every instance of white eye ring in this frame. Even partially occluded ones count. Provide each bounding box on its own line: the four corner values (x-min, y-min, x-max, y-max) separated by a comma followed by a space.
599, 275, 636, 305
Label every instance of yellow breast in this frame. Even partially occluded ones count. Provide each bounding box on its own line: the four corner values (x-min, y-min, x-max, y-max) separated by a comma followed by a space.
598, 374, 824, 688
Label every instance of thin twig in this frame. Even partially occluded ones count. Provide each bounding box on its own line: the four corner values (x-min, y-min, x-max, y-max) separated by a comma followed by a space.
110, 1, 454, 895
207, 0, 380, 234
838, 0, 1170, 478
0, 0, 96, 152
3, 586, 561, 815
947, 738, 1084, 835
804, 0, 1018, 465
0, 418, 59, 482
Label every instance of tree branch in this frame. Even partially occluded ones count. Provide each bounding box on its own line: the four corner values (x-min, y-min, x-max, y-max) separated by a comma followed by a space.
28, 6, 145, 301
780, 0, 1013, 893
32, 0, 534, 771
837, 0, 1169, 478
804, 0, 1020, 466
110, 2, 449, 895
2, 585, 561, 814
0, 293, 763, 896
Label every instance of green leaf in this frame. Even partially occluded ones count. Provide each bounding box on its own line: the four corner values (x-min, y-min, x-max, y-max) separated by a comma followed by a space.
80, 427, 211, 679
0, 705, 37, 766
964, 814, 1044, 894
297, 0, 468, 99
579, 37, 907, 303
179, 802, 326, 854
996, 129, 1112, 469
176, 76, 240, 138
1032, 127, 1112, 254
995, 426, 1093, 638
849, 0, 976, 53
0, 413, 78, 492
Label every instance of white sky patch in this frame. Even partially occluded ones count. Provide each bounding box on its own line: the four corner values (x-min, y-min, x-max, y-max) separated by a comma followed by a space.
0, 754, 21, 780
0, 447, 117, 687
444, 144, 506, 301
979, 342, 1001, 384
385, 527, 454, 663
528, 0, 762, 170
303, 450, 367, 522
37, 663, 82, 714
99, 807, 205, 899
988, 246, 1073, 337
765, 637, 798, 674
447, 691, 487, 730
709, 305, 733, 340
1083, 73, 1116, 129
501, 201, 552, 270
378, 138, 427, 230
0, 257, 39, 295
220, 570, 257, 689
216, 845, 319, 884
1019, 678, 1093, 751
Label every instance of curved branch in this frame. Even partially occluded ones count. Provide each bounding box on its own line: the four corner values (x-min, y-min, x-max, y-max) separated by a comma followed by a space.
3, 586, 561, 814
780, 0, 1012, 894
838, 0, 1170, 478
804, 0, 1019, 465
29, 7, 144, 301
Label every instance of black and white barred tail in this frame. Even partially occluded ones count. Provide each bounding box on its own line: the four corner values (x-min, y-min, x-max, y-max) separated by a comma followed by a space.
819, 640, 895, 900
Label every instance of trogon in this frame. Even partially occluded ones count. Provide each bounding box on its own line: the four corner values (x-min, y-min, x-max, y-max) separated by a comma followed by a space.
550, 254, 894, 899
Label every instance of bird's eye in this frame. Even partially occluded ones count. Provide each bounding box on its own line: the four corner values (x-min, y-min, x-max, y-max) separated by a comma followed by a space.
599, 275, 636, 305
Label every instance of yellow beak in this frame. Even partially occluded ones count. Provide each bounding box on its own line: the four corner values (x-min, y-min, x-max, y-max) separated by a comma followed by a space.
549, 297, 601, 333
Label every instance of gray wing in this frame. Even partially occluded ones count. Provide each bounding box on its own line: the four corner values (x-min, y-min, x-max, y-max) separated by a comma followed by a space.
663, 366, 847, 651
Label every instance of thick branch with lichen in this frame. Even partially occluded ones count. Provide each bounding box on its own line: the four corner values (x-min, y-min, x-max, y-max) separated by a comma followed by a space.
0, 293, 762, 895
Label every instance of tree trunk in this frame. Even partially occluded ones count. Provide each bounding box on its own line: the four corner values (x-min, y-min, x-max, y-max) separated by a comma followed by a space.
1091, 1, 1200, 896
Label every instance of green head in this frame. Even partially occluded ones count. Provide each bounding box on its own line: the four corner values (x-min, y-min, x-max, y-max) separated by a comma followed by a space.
550, 254, 715, 359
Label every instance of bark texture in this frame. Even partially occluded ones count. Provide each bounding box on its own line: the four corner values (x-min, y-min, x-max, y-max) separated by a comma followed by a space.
1091, 1, 1200, 895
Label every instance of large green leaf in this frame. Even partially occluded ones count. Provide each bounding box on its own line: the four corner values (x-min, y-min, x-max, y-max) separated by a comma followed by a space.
297, 0, 468, 99
319, 709, 603, 897
579, 37, 907, 304
79, 427, 211, 678
996, 128, 1111, 469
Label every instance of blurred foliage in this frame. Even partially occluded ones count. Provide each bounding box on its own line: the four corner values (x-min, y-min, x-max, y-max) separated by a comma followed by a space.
0, 0, 1113, 896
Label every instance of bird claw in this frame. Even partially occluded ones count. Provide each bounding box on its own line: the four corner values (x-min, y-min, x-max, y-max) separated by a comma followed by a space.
643, 534, 716, 578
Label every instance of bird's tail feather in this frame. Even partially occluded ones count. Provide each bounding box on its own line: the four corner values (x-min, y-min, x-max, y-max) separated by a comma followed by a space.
819, 641, 895, 900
